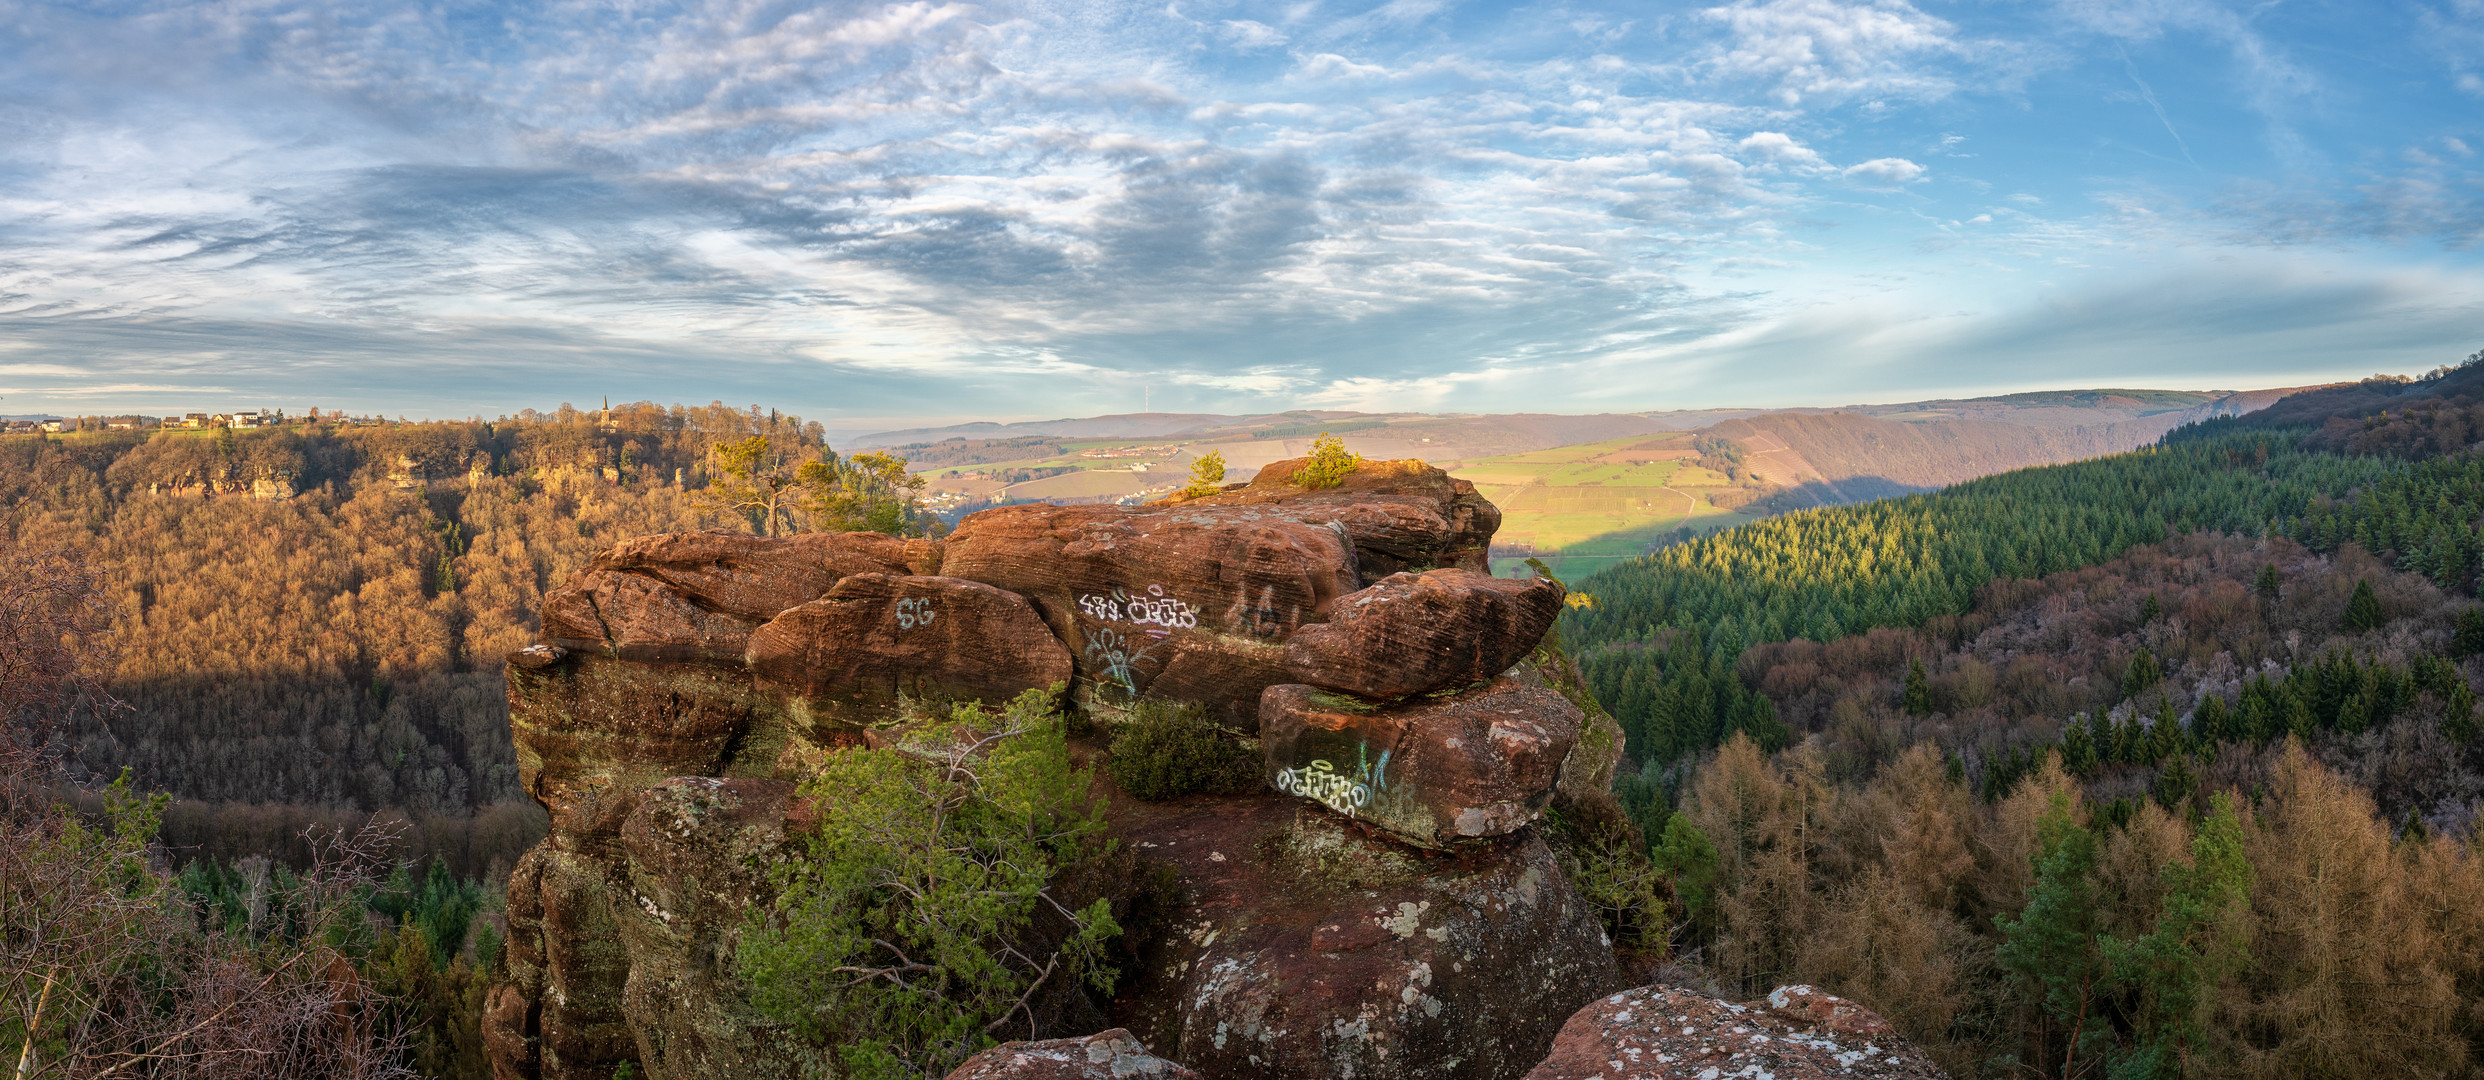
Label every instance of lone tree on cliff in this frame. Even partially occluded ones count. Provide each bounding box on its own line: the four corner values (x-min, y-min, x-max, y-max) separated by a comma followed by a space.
1182, 449, 1226, 498
699, 437, 932, 537
1295, 433, 1360, 490
700, 435, 816, 537
806, 451, 930, 536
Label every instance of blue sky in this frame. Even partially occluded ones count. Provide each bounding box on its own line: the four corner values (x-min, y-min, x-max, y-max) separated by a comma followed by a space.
2, 0, 2480, 430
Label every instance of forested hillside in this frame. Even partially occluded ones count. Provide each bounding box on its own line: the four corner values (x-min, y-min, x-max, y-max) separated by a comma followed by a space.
0, 402, 841, 876
1566, 362, 2484, 1077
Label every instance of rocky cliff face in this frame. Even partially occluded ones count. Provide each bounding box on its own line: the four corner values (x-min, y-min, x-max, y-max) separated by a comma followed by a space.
485, 458, 1936, 1080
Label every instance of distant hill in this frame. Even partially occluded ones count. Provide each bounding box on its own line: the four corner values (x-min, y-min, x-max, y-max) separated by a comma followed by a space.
1437, 386, 2305, 576
852, 408, 1765, 455
1719, 386, 2309, 510
893, 386, 2308, 539
850, 412, 1267, 445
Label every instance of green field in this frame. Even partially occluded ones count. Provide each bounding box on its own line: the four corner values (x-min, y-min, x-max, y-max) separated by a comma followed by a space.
1451, 435, 1756, 579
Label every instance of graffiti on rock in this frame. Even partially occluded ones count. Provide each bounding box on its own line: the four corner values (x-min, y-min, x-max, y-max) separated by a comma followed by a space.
1079, 584, 1199, 638
1083, 627, 1159, 701
893, 596, 935, 631
1275, 742, 1391, 818
1224, 584, 1294, 641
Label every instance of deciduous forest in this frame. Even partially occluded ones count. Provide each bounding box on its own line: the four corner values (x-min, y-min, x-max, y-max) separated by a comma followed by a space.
0, 402, 894, 877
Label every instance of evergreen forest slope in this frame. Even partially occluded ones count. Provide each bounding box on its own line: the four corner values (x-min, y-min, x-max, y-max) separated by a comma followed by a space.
1559, 357, 2484, 1077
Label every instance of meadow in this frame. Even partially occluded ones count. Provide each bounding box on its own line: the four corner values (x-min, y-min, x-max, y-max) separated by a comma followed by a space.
1449, 434, 1756, 577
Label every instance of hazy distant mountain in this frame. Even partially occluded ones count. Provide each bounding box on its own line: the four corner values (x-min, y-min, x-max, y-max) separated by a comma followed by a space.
1719, 386, 2319, 509
849, 412, 1268, 445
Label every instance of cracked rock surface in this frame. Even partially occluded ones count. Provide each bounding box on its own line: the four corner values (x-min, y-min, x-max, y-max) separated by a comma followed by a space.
946, 1029, 1202, 1080
1522, 985, 1950, 1080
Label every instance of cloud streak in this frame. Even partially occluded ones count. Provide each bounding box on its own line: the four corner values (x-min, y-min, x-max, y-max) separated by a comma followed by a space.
0, 0, 2477, 422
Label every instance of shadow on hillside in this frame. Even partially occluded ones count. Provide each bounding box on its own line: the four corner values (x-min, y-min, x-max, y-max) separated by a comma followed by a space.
1492, 474, 1939, 580
1756, 476, 1932, 512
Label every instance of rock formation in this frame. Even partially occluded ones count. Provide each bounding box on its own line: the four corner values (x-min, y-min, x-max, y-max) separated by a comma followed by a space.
1524, 985, 1950, 1080
947, 1029, 1201, 1080
1260, 679, 1581, 849
485, 457, 1662, 1080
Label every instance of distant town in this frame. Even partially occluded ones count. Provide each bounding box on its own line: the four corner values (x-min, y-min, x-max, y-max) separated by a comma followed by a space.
0, 408, 393, 435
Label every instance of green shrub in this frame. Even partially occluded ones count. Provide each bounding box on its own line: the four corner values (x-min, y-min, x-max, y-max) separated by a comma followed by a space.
1547, 806, 1669, 955
1104, 701, 1265, 800
736, 689, 1121, 1079
1181, 449, 1227, 498
1293, 432, 1361, 490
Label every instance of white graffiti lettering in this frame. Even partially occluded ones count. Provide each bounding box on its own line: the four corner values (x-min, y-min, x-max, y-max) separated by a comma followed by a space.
1272, 746, 1390, 818
1078, 585, 1198, 633
894, 596, 936, 631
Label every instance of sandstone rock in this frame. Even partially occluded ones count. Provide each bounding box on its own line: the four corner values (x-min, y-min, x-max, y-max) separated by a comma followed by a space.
1505, 646, 1630, 817
938, 502, 1359, 722
946, 1029, 1201, 1080
510, 643, 568, 670
540, 570, 757, 661
1176, 457, 1500, 580
1766, 985, 1899, 1037
745, 573, 1073, 722
615, 778, 809, 1080
1282, 569, 1565, 699
590, 530, 917, 622
1260, 679, 1580, 848
505, 652, 799, 841
1112, 800, 1621, 1080
1522, 985, 1948, 1080
491, 844, 640, 1080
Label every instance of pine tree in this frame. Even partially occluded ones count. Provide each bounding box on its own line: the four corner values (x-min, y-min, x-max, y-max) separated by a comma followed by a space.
2110, 793, 2250, 1078
2454, 608, 2484, 656
2152, 754, 2197, 811
1998, 793, 2115, 1078
2193, 694, 2231, 745
2061, 716, 2099, 778
2123, 649, 2163, 700
2256, 563, 2282, 602
2140, 592, 2163, 623
1294, 433, 1360, 490
2444, 681, 2479, 745
2343, 578, 2384, 632
1181, 449, 1227, 498
1903, 658, 1932, 716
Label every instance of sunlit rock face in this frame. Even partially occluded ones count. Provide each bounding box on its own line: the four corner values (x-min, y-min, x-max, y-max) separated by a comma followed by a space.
489, 458, 1642, 1080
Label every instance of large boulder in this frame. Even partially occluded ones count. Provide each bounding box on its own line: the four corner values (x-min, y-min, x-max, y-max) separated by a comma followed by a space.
745, 573, 1075, 722
541, 570, 757, 661
946, 1030, 1201, 1080
1260, 679, 1581, 849
1282, 569, 1565, 699
1176, 458, 1501, 580
937, 502, 1360, 722
1523, 985, 1949, 1080
506, 652, 800, 840
1112, 799, 1622, 1080
590, 530, 922, 621
541, 531, 924, 662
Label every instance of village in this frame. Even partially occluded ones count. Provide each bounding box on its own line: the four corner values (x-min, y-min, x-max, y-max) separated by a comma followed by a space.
0, 408, 395, 435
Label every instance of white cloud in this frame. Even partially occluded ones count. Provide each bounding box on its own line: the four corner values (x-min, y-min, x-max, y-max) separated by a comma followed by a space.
1218, 20, 1288, 48
1842, 157, 1926, 185
1698, 0, 1963, 105
1737, 130, 1826, 167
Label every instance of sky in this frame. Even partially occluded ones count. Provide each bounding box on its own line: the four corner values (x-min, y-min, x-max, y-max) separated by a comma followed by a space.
2, 0, 2481, 431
